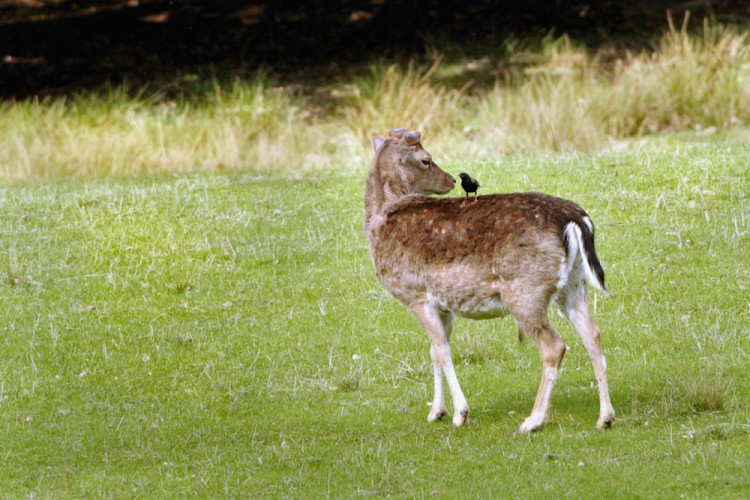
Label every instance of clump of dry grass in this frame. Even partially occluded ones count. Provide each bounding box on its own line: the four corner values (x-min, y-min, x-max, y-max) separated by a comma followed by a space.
339, 58, 471, 145
472, 36, 608, 153
681, 370, 733, 414
472, 15, 750, 153
601, 14, 750, 137
1, 17, 749, 182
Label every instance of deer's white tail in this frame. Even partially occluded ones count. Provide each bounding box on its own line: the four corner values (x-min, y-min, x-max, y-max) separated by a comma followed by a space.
563, 217, 608, 294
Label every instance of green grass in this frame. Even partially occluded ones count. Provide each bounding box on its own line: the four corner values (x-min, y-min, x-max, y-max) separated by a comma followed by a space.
1, 134, 748, 496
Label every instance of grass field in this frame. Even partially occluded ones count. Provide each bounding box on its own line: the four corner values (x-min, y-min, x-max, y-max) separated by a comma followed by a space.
1, 132, 748, 496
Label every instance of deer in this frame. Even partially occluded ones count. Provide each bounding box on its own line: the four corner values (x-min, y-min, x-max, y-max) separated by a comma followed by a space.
364, 128, 615, 433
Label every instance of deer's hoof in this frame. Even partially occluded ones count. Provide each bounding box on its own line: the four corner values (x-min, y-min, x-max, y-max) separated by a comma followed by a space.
427, 408, 446, 423
452, 407, 469, 427
516, 415, 546, 434
596, 415, 615, 430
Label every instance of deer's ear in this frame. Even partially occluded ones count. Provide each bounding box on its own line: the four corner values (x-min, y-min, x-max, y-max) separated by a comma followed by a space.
372, 136, 386, 153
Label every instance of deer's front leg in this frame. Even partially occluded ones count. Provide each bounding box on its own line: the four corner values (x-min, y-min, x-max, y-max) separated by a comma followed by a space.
427, 345, 447, 422
412, 304, 468, 427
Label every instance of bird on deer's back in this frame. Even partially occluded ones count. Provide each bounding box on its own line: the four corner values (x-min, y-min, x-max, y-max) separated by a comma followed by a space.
458, 172, 479, 207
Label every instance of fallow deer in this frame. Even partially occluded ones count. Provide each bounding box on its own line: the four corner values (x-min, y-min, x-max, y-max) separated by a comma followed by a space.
364, 128, 615, 433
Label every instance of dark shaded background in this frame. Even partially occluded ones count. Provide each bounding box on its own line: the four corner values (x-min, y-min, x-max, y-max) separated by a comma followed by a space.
1, 0, 749, 99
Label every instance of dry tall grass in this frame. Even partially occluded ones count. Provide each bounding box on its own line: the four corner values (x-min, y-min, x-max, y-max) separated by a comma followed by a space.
1, 18, 749, 183
473, 16, 750, 153
602, 15, 750, 137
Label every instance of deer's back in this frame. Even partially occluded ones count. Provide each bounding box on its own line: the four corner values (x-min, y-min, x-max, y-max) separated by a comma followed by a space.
373, 192, 586, 259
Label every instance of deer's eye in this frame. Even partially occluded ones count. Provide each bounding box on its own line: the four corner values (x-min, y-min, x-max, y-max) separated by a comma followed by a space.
421, 159, 431, 168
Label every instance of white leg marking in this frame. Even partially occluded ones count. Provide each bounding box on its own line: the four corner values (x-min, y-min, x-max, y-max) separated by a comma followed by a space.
427, 345, 446, 422
518, 366, 560, 433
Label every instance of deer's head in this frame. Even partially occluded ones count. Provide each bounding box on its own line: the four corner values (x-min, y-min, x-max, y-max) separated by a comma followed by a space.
372, 129, 455, 197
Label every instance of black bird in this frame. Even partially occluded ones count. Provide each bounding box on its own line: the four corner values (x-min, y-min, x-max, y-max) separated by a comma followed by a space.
458, 172, 480, 207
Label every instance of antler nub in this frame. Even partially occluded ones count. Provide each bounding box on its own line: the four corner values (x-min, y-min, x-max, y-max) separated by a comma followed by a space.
403, 131, 421, 146
388, 128, 408, 140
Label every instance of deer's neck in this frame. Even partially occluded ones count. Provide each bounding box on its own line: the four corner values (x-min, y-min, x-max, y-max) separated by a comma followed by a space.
364, 166, 385, 231
365, 164, 407, 231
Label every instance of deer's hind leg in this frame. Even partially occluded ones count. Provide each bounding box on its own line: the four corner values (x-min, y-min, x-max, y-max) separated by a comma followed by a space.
558, 283, 615, 429
411, 303, 468, 427
506, 289, 566, 434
